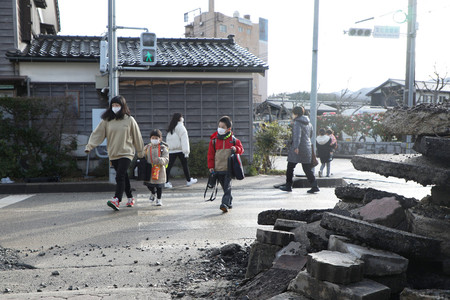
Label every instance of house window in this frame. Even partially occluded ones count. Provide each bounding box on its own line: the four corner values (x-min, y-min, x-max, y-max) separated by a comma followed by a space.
238, 26, 243, 32
65, 90, 80, 117
230, 24, 234, 29
220, 25, 227, 33
247, 28, 251, 35
439, 95, 447, 103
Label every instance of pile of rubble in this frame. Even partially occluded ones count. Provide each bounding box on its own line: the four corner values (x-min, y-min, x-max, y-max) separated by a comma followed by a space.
235, 104, 450, 300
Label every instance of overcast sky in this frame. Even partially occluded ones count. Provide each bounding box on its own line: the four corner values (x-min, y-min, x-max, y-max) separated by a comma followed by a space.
58, 0, 450, 95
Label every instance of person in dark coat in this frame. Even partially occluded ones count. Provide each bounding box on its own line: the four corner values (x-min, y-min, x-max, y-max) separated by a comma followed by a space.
279, 106, 319, 193
316, 128, 332, 177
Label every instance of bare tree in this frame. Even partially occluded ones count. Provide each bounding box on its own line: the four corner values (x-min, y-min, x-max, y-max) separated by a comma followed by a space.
420, 66, 449, 104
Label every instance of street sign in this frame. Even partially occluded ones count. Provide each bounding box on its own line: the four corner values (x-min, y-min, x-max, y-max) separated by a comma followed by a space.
140, 32, 157, 66
100, 40, 108, 73
373, 26, 400, 39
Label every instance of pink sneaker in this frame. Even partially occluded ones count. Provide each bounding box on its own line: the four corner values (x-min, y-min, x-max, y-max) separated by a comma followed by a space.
126, 197, 135, 207
107, 197, 120, 211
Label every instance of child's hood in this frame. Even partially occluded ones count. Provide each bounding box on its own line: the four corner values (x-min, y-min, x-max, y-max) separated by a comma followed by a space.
316, 135, 331, 145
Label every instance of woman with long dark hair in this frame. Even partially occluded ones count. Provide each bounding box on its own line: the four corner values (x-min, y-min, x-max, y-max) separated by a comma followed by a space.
85, 95, 144, 210
165, 113, 197, 188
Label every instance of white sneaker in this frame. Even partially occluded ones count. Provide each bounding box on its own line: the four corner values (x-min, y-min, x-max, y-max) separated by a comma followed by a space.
164, 182, 172, 188
155, 198, 162, 206
186, 178, 198, 186
149, 194, 155, 201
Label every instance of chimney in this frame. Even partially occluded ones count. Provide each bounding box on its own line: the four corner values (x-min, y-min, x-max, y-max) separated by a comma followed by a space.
244, 14, 251, 20
209, 0, 214, 12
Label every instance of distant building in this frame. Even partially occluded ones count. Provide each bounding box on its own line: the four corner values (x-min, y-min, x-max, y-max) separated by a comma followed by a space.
255, 99, 337, 122
184, 0, 268, 103
366, 78, 450, 106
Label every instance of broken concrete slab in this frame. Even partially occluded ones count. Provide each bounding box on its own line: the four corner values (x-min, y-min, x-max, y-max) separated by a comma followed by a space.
413, 136, 450, 160
237, 266, 301, 300
274, 219, 307, 232
267, 292, 310, 300
381, 103, 450, 136
351, 154, 450, 186
320, 213, 441, 259
357, 196, 407, 229
431, 186, 450, 208
400, 288, 450, 300
275, 242, 304, 258
335, 184, 419, 209
307, 250, 365, 284
291, 220, 329, 254
288, 270, 391, 300
368, 273, 407, 294
256, 228, 296, 247
258, 209, 332, 225
405, 208, 450, 257
245, 241, 282, 279
328, 235, 409, 276
306, 231, 329, 253
273, 254, 307, 272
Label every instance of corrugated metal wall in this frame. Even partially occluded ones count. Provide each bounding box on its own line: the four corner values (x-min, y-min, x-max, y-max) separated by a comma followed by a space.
31, 78, 254, 160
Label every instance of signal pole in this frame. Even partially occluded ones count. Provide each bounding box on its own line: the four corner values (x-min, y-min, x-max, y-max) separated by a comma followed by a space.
108, 0, 118, 102
310, 0, 320, 146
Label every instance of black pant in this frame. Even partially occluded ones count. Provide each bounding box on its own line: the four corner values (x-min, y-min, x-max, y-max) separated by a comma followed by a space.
216, 172, 233, 207
286, 162, 318, 187
166, 152, 191, 182
111, 158, 132, 202
147, 185, 162, 199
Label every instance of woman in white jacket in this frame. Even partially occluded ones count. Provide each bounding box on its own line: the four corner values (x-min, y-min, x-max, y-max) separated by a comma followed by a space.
165, 113, 197, 188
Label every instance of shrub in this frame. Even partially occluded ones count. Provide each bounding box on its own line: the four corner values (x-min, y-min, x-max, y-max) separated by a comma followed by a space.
253, 121, 289, 173
0, 96, 78, 180
188, 140, 210, 178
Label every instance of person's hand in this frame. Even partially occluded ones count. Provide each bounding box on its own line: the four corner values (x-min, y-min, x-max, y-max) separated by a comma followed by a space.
294, 148, 299, 154
231, 146, 236, 152
209, 168, 214, 173
184, 153, 189, 158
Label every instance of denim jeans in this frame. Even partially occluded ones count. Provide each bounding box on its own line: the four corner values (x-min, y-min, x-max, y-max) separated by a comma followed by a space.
111, 158, 132, 202
216, 171, 233, 207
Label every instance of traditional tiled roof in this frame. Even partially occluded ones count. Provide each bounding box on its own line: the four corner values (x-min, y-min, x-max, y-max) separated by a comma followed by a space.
6, 35, 268, 73
366, 78, 450, 96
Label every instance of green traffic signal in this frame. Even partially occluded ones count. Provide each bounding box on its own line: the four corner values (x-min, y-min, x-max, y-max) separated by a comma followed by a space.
144, 50, 153, 62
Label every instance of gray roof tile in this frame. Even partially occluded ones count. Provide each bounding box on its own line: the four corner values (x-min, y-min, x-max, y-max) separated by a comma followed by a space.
7, 35, 268, 72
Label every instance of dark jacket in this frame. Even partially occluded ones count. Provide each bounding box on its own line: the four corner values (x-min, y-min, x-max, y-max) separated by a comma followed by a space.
287, 116, 313, 164
316, 135, 332, 162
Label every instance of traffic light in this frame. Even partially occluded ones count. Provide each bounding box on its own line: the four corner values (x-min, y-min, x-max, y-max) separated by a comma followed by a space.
140, 32, 157, 66
348, 28, 372, 37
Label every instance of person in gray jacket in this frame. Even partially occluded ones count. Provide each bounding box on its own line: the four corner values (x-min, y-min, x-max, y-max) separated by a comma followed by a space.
279, 106, 319, 193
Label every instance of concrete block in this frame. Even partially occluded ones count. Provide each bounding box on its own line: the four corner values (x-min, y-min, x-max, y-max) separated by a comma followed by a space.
413, 136, 450, 160
400, 288, 450, 300
273, 255, 307, 272
267, 292, 310, 300
245, 241, 282, 279
256, 228, 295, 247
307, 250, 364, 284
275, 241, 303, 258
368, 273, 407, 294
431, 186, 450, 208
288, 270, 391, 300
274, 219, 306, 232
328, 235, 409, 276
258, 209, 332, 225
320, 212, 441, 259
358, 196, 407, 229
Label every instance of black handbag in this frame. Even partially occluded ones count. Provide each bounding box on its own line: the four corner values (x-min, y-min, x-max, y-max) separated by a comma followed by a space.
228, 153, 245, 180
204, 172, 218, 201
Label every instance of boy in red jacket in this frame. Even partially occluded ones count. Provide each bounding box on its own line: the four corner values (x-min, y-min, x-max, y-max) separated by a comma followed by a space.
207, 116, 244, 213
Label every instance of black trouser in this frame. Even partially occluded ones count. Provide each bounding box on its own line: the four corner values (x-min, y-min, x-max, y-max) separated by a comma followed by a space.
216, 171, 233, 207
111, 158, 132, 202
286, 162, 318, 188
147, 185, 162, 199
166, 152, 191, 182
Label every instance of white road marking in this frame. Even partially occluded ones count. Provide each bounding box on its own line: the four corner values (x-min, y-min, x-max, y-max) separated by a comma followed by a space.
0, 194, 35, 209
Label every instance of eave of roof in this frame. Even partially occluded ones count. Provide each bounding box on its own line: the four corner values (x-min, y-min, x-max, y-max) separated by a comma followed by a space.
6, 34, 269, 73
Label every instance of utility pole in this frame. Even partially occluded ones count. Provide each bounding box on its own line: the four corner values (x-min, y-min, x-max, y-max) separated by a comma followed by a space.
404, 0, 417, 147
310, 0, 320, 146
404, 0, 417, 108
108, 0, 118, 102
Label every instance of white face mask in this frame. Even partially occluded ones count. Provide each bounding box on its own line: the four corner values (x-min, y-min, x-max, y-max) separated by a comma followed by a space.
112, 106, 121, 114
217, 127, 227, 135
180, 117, 184, 123
151, 139, 160, 145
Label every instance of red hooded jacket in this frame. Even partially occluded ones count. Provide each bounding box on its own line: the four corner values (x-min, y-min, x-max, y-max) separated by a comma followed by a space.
207, 131, 244, 170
